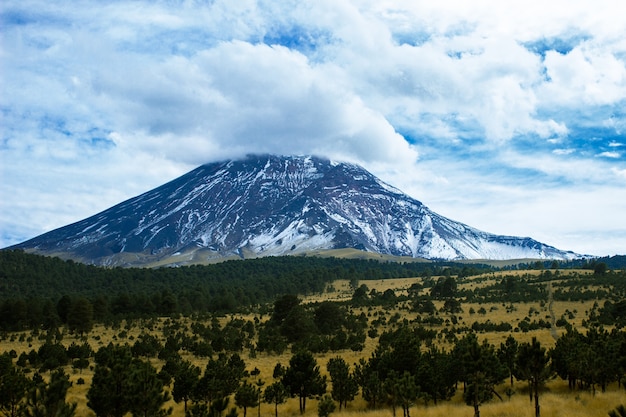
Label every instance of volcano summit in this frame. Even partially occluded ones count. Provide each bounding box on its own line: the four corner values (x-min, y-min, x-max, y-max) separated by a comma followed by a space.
11, 155, 579, 266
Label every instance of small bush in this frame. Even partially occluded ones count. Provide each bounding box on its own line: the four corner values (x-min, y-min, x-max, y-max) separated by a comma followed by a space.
318, 395, 336, 417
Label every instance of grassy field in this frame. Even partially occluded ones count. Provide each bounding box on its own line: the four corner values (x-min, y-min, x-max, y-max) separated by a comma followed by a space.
1, 269, 623, 417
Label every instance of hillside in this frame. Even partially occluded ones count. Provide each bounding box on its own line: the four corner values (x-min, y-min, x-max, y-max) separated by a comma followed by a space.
1, 250, 624, 417
0, 249, 493, 326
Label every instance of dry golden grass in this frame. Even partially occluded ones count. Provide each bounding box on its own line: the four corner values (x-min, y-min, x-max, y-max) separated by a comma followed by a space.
21, 364, 625, 417
303, 277, 424, 304
259, 379, 625, 417
2, 269, 622, 417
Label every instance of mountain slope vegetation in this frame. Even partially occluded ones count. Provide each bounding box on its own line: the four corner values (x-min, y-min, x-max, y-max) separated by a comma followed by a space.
0, 250, 492, 329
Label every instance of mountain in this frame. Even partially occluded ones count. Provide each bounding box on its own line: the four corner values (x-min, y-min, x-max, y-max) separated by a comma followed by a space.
10, 154, 579, 266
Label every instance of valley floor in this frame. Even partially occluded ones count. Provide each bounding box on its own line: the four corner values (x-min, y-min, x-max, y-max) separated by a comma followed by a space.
2, 269, 624, 417
58, 368, 626, 417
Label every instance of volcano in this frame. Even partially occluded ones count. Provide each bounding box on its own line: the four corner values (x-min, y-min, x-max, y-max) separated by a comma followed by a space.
11, 155, 579, 266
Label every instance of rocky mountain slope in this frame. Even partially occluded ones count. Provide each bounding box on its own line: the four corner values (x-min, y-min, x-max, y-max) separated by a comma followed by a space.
11, 155, 579, 266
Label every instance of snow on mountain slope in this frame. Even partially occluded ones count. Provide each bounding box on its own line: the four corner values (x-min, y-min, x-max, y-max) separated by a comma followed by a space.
10, 155, 579, 266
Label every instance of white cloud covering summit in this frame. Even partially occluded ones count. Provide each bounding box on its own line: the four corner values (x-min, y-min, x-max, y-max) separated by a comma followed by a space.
1, 0, 625, 256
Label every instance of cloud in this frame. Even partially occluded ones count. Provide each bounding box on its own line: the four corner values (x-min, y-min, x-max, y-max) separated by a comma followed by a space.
541, 45, 626, 107
1, 0, 626, 256
613, 168, 626, 180
597, 151, 621, 159
78, 39, 418, 167
553, 148, 576, 156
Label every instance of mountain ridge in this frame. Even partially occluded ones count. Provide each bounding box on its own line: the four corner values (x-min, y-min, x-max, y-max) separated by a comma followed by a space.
10, 154, 580, 266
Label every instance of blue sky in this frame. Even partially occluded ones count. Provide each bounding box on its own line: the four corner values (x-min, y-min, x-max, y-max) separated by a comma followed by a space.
1, 0, 625, 256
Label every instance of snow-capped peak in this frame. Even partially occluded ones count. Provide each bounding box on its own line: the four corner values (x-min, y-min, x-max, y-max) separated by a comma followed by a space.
12, 154, 580, 266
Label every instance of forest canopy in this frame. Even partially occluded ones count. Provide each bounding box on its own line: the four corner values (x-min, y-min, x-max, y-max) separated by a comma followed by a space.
0, 250, 490, 327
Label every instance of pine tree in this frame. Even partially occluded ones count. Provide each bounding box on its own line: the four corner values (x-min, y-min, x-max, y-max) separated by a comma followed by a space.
419, 346, 456, 405
326, 357, 358, 410
66, 297, 93, 336
263, 382, 287, 417
281, 351, 326, 414
194, 353, 247, 415
317, 395, 336, 417
87, 344, 134, 417
498, 335, 518, 387
516, 337, 553, 417
0, 354, 30, 417
396, 372, 419, 417
384, 371, 400, 417
458, 334, 506, 417
235, 381, 259, 417
362, 370, 385, 409
22, 370, 77, 417
210, 397, 230, 417
173, 360, 200, 414
550, 328, 583, 390
127, 360, 172, 417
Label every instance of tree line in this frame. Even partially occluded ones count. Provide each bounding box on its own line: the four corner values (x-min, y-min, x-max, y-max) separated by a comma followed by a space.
0, 250, 493, 331
5, 266, 625, 334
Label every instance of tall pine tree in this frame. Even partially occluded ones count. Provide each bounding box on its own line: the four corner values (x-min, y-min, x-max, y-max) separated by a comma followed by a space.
282, 351, 326, 414
516, 337, 552, 417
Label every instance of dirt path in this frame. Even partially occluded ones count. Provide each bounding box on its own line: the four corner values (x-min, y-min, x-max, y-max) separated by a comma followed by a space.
547, 282, 558, 341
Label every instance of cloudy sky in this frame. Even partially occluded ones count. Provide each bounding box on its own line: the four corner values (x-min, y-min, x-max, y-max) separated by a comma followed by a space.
1, 0, 625, 256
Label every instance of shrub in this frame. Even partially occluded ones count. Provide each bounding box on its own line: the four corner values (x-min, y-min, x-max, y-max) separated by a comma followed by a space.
318, 395, 336, 417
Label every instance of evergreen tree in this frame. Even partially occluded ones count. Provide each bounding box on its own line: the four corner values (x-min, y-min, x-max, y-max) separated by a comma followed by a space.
551, 328, 583, 390
361, 370, 385, 409
271, 295, 301, 325
235, 381, 259, 417
209, 397, 230, 417
41, 300, 60, 331
585, 326, 620, 393
173, 360, 200, 414
0, 353, 30, 417
280, 305, 316, 344
37, 342, 69, 373
22, 370, 77, 417
450, 333, 473, 392
56, 296, 72, 325
127, 360, 172, 417
131, 334, 162, 358
396, 371, 419, 417
263, 382, 287, 417
498, 335, 519, 387
66, 297, 93, 336
257, 325, 288, 354
87, 344, 134, 417
66, 342, 92, 375
516, 337, 553, 417
317, 395, 335, 417
314, 302, 345, 335
458, 334, 506, 417
254, 379, 264, 417
186, 403, 210, 417
281, 351, 326, 414
194, 353, 247, 412
273, 363, 285, 380
384, 371, 400, 417
326, 357, 358, 410
419, 346, 456, 405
